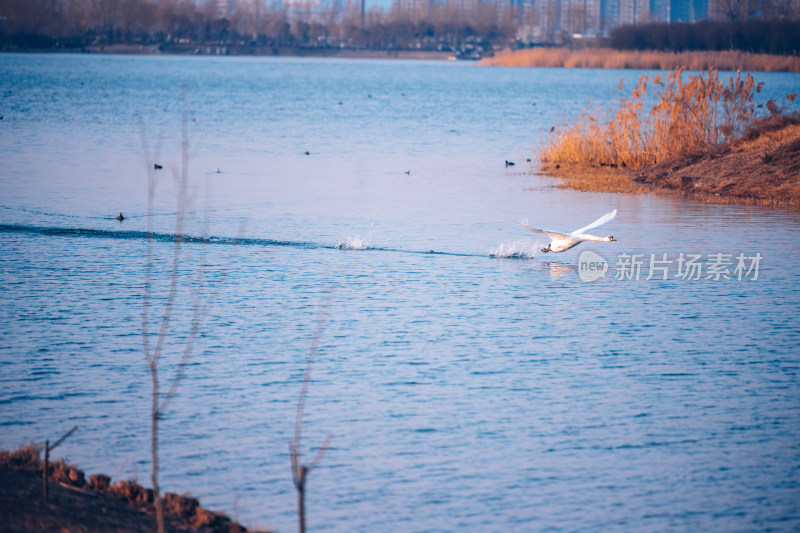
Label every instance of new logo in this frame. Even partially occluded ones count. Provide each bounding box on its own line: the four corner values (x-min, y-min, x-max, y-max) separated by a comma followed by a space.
578, 250, 608, 282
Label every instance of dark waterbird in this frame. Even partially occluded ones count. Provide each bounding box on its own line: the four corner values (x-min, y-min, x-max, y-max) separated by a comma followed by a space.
505, 160, 515, 167
154, 163, 163, 170
116, 213, 124, 221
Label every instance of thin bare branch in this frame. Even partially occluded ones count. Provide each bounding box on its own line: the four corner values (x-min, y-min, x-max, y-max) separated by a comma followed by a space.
140, 126, 157, 367
151, 165, 186, 369
292, 288, 335, 466
308, 432, 333, 472
289, 442, 300, 485
289, 287, 335, 533
49, 425, 78, 451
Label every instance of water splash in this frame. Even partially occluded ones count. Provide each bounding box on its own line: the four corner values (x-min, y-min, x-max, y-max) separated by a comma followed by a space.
337, 234, 370, 250
489, 239, 539, 259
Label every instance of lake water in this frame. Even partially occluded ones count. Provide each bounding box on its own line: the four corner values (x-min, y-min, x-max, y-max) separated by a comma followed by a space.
1, 53, 799, 532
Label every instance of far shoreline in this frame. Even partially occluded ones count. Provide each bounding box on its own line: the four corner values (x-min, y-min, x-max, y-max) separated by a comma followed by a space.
1, 44, 460, 61
5, 45, 800, 72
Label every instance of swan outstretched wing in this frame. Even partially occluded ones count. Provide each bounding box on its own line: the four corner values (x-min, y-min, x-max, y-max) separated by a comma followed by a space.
571, 209, 617, 236
520, 219, 564, 240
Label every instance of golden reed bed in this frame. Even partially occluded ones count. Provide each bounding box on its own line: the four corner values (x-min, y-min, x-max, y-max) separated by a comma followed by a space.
479, 48, 800, 73
540, 68, 774, 169
533, 67, 800, 208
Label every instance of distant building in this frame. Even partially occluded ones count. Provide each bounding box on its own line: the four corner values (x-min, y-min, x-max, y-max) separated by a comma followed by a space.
279, 0, 747, 41
216, 0, 230, 18
392, 0, 427, 19
451, 0, 481, 22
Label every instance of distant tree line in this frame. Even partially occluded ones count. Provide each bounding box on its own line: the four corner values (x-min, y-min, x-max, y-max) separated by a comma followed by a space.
610, 20, 800, 55
3, 0, 799, 55
0, 0, 516, 55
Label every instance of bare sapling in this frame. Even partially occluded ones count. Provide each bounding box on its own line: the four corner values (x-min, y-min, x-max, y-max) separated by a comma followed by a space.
140, 98, 210, 533
289, 289, 335, 533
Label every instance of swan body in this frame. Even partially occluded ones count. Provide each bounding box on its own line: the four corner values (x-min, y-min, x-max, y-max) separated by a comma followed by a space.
521, 209, 617, 253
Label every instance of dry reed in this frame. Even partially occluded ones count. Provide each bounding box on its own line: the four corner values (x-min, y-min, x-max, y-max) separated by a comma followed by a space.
0, 442, 42, 469
480, 48, 800, 73
539, 68, 773, 169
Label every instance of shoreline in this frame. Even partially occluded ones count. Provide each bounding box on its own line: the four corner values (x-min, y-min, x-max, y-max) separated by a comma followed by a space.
0, 446, 268, 533
2, 44, 459, 61
6, 45, 799, 72
539, 120, 800, 209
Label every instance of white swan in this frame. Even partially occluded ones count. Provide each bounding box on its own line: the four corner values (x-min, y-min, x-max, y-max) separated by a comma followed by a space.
521, 209, 617, 253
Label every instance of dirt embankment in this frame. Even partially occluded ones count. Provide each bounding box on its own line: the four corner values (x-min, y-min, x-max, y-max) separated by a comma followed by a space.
543, 120, 800, 209
631, 121, 800, 205
0, 446, 269, 533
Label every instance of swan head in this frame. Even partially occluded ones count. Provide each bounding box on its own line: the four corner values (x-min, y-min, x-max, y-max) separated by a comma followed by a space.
606, 236, 616, 242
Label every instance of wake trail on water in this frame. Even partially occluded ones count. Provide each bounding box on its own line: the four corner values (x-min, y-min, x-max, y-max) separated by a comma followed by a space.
0, 224, 321, 250
0, 223, 539, 261
0, 205, 180, 220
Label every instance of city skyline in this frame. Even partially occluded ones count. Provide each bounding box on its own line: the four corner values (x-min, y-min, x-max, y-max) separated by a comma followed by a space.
205, 0, 799, 42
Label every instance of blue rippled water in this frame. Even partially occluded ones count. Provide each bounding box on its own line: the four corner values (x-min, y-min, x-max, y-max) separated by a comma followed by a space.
1, 54, 800, 532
